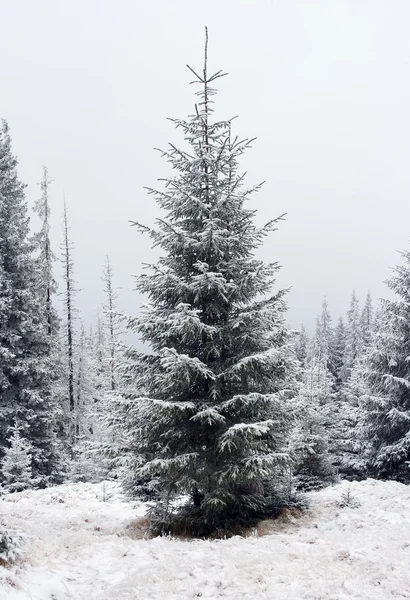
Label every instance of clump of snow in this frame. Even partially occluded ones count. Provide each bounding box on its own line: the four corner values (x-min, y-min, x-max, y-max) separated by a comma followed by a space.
1, 478, 410, 598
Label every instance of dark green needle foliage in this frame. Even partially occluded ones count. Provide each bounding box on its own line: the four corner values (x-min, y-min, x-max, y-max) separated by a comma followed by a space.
120, 30, 297, 537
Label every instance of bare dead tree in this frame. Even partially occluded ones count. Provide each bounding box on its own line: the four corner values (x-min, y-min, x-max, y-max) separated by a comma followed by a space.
61, 199, 78, 443
103, 255, 118, 391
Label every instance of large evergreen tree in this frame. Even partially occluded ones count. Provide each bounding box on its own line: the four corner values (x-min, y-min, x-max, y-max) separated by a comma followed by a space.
120, 31, 297, 536
0, 122, 61, 486
359, 247, 410, 482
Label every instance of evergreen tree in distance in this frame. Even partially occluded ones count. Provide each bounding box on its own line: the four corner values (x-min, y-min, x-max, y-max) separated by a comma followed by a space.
330, 316, 346, 389
359, 246, 410, 482
294, 324, 309, 366
103, 255, 120, 392
313, 298, 333, 370
121, 30, 297, 536
33, 167, 59, 336
294, 307, 335, 485
292, 355, 335, 491
340, 290, 362, 382
360, 291, 374, 351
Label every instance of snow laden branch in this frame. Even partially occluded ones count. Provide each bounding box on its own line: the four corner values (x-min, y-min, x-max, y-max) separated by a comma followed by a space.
218, 420, 282, 452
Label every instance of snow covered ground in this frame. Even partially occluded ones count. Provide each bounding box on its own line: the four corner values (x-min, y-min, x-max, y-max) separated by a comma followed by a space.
1, 478, 410, 599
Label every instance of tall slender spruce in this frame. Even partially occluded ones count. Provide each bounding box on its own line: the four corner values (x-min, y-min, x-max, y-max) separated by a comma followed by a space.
313, 298, 333, 370
294, 324, 309, 366
330, 316, 346, 389
120, 31, 297, 536
340, 290, 362, 382
33, 167, 58, 336
61, 200, 77, 444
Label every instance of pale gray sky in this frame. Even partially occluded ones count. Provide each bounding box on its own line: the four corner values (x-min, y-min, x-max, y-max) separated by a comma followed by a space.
2, 0, 410, 333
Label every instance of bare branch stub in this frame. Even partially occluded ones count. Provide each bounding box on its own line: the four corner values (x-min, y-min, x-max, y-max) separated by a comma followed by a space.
186, 64, 204, 83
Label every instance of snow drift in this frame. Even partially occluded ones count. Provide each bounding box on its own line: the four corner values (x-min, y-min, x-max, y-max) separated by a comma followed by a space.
1, 478, 410, 599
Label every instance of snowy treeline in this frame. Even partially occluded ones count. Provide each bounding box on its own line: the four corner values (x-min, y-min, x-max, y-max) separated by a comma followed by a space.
1, 32, 410, 537
0, 125, 123, 493
292, 292, 374, 487
293, 276, 410, 487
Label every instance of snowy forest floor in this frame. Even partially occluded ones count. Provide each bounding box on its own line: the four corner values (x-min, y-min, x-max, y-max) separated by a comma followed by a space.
1, 479, 410, 599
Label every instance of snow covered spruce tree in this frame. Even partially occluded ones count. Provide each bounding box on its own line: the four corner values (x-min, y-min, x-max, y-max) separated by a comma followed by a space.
291, 306, 335, 490
103, 255, 120, 392
330, 294, 374, 479
358, 247, 410, 482
340, 291, 363, 383
292, 356, 335, 491
0, 122, 62, 487
1, 428, 33, 493
122, 31, 297, 536
33, 167, 59, 337
330, 316, 346, 390
360, 291, 374, 352
294, 324, 309, 366
335, 361, 369, 479
91, 262, 126, 483
68, 321, 110, 482
0, 522, 25, 565
60, 200, 78, 448
32, 166, 66, 482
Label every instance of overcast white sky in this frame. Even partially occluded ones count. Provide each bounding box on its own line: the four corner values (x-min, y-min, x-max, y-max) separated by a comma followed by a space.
2, 0, 410, 333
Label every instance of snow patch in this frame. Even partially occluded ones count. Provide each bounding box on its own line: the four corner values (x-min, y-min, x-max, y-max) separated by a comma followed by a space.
1, 479, 410, 599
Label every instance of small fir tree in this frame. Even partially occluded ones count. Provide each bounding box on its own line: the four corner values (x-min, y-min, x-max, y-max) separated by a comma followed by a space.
119, 30, 297, 536
1, 428, 33, 493
292, 356, 335, 490
0, 523, 25, 564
